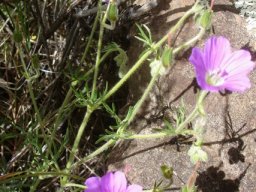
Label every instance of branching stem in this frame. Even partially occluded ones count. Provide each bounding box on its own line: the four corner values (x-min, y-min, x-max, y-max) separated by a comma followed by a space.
72, 1, 203, 169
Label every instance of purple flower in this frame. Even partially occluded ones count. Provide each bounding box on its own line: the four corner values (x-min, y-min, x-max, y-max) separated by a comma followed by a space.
189, 36, 255, 92
84, 171, 143, 192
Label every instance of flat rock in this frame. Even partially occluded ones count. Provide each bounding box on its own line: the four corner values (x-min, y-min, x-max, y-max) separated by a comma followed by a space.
108, 1, 256, 191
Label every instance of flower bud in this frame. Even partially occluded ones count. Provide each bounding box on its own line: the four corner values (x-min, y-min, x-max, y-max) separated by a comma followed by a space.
160, 165, 173, 180
108, 2, 119, 22
161, 46, 173, 67
199, 9, 212, 29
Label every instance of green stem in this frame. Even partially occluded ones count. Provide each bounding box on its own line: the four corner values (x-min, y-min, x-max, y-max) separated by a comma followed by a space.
126, 60, 162, 126
91, 2, 109, 100
129, 132, 170, 139
62, 107, 93, 184
173, 27, 205, 55
126, 129, 194, 140
80, 2, 100, 64
72, 139, 116, 168
99, 49, 116, 64
64, 183, 86, 189
0, 171, 84, 184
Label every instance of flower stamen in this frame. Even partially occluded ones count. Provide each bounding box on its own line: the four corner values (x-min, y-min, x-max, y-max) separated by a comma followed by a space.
206, 70, 226, 86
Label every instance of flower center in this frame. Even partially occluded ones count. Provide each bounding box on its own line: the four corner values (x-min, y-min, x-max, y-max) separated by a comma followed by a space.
206, 70, 227, 86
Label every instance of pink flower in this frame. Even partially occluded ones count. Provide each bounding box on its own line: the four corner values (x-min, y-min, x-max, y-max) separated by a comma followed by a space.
84, 171, 142, 192
189, 36, 255, 92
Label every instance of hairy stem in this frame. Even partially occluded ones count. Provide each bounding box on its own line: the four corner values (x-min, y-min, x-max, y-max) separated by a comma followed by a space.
91, 1, 109, 99
173, 27, 205, 55
62, 107, 93, 184
80, 2, 100, 64
72, 139, 116, 168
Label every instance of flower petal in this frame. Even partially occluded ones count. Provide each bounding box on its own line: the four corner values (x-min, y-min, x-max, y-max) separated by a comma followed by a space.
126, 184, 143, 192
84, 176, 101, 192
189, 47, 205, 68
221, 50, 255, 76
189, 48, 211, 91
112, 171, 127, 192
222, 76, 252, 92
101, 172, 114, 192
204, 36, 232, 71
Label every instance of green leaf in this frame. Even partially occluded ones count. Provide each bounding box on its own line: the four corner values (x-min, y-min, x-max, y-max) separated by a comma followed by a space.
135, 24, 153, 47
103, 43, 128, 78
